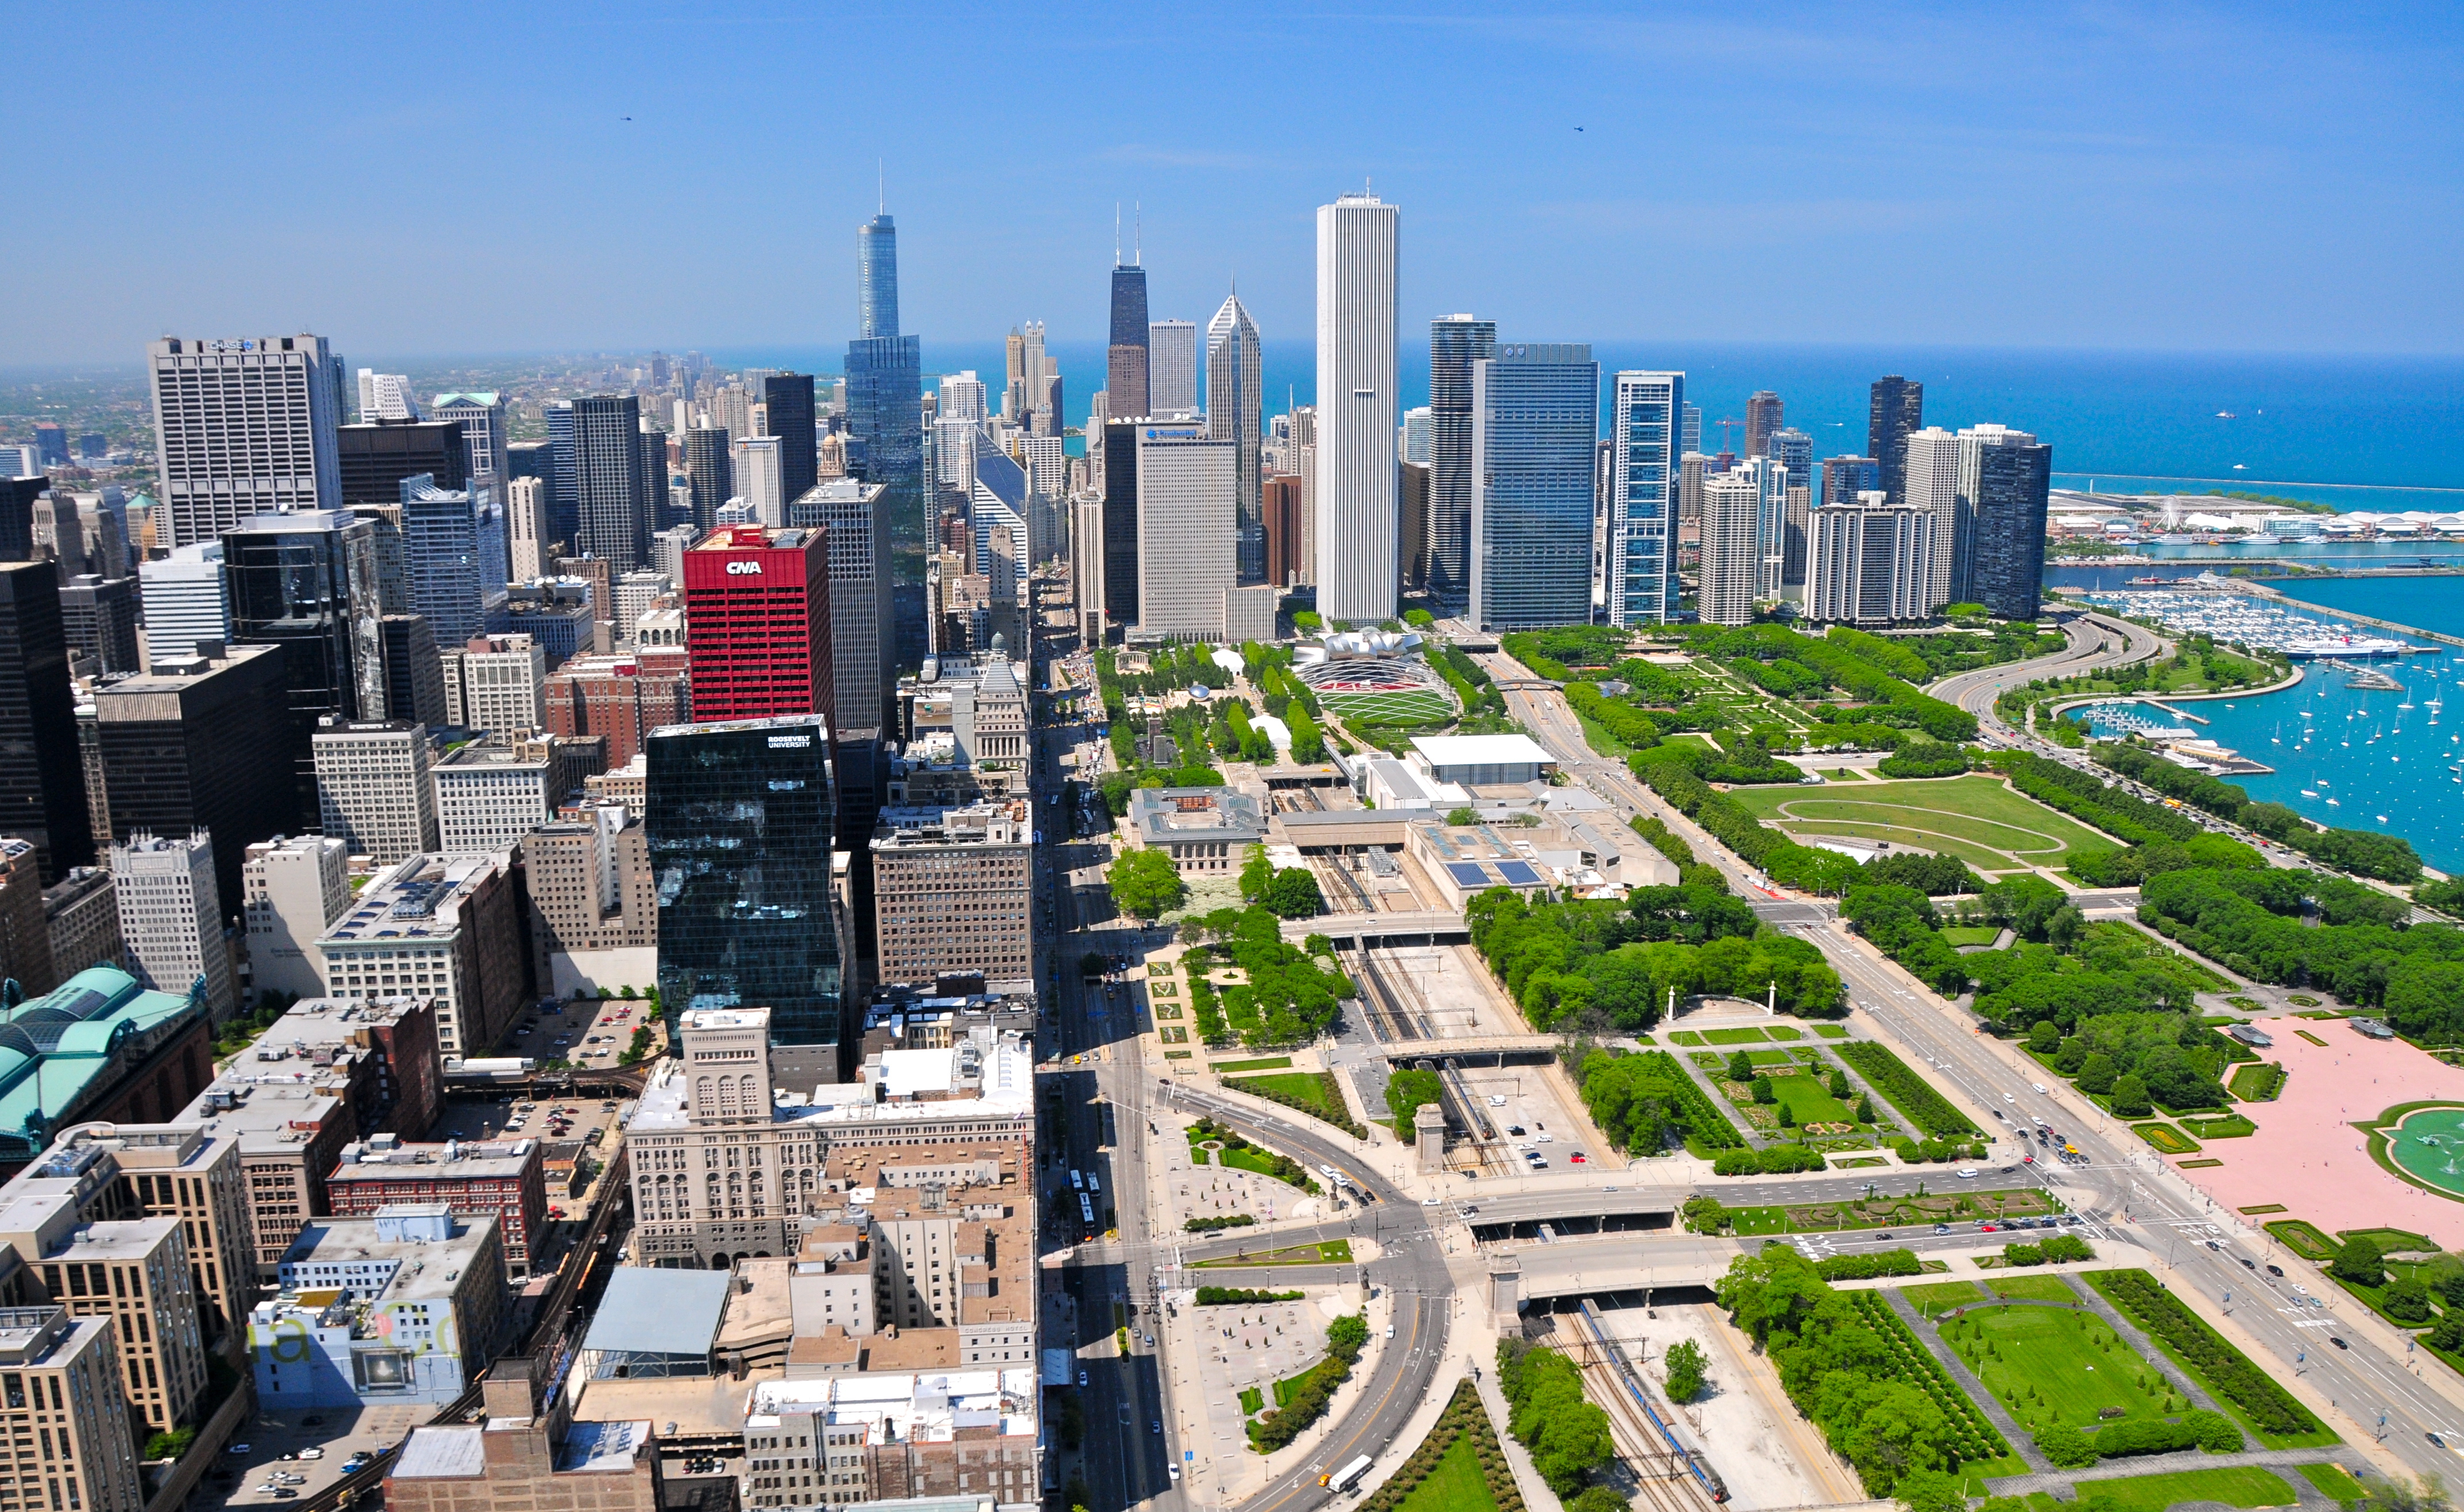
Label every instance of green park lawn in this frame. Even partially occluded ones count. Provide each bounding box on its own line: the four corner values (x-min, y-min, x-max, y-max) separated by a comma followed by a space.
1941, 925, 2003, 947
1702, 1027, 1771, 1044
2180, 1114, 2257, 1140
1904, 1281, 1989, 1314
2066, 1467, 2301, 1512
1224, 1071, 1349, 1125
1729, 774, 2115, 873
1390, 1430, 1500, 1512
1814, 1024, 1850, 1039
1940, 1303, 2184, 1432
2294, 1464, 2367, 1502
1766, 1071, 1854, 1126
1212, 1056, 1294, 1073
1983, 1274, 2084, 1302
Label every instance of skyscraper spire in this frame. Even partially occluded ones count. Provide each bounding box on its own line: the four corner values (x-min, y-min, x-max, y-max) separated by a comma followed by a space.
1134, 202, 1141, 267
1114, 203, 1122, 266
877, 160, 884, 215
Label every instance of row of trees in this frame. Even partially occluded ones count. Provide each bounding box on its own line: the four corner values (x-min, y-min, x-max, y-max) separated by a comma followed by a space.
1466, 886, 1843, 1032
2139, 865, 2464, 1020
2095, 740, 2422, 881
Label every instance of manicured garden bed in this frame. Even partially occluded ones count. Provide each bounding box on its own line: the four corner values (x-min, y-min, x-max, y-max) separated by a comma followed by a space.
2134, 1123, 2202, 1155
2180, 1114, 2257, 1139
2066, 1467, 2301, 1512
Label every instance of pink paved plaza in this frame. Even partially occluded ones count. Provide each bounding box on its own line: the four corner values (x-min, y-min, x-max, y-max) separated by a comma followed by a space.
2162, 1017, 2464, 1244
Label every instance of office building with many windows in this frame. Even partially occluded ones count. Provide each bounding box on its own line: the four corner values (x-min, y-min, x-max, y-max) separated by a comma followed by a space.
1469, 345, 1597, 630
1805, 498, 1935, 626
681, 525, 831, 724
1314, 194, 1400, 624
317, 853, 529, 1059
870, 800, 1033, 990
109, 831, 233, 1021
0, 562, 93, 881
1607, 371, 1684, 626
313, 719, 437, 865
1205, 292, 1265, 583
146, 335, 344, 548
647, 716, 846, 1090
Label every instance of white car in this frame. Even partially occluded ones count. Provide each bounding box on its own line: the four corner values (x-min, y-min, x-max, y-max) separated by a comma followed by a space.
1957, 1167, 1979, 1178
1422, 1196, 1439, 1206
296, 1449, 324, 1461
2032, 1083, 2049, 1094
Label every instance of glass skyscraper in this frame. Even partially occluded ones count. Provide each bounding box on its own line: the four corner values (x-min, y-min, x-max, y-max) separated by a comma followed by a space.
1427, 316, 1495, 614
1107, 264, 1149, 418
648, 713, 848, 1089
1609, 371, 1684, 626
1206, 291, 1264, 583
846, 216, 924, 650
1469, 344, 1597, 631
222, 509, 386, 824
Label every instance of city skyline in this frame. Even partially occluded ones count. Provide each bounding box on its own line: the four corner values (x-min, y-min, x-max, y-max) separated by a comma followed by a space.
9, 6, 2459, 363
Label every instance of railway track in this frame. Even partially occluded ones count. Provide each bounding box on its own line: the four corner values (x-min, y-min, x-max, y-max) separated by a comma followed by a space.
1548, 1309, 1724, 1512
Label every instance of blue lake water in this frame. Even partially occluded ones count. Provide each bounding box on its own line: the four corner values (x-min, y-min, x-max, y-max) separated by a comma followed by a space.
2272, 576, 2464, 642
2072, 638, 2464, 874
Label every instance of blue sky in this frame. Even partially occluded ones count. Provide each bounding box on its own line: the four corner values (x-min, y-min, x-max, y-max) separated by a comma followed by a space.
11, 2, 2460, 362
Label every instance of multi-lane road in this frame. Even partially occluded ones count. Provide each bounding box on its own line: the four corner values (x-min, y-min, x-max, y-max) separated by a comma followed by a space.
1483, 627, 2464, 1478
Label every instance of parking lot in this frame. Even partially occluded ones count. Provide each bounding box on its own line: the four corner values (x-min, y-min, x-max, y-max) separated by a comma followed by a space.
430, 1086, 635, 1229
1452, 1064, 1593, 1174
203, 1401, 430, 1507
506, 995, 663, 1068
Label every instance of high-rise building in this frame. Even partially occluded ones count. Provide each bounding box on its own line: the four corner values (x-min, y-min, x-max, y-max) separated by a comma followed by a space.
429, 394, 507, 497
357, 371, 419, 422
870, 801, 1033, 988
432, 733, 601, 853
1402, 406, 1432, 465
1807, 498, 1936, 627
1107, 262, 1150, 419
58, 574, 141, 676
240, 834, 349, 1001
858, 213, 900, 341
1399, 460, 1430, 592
337, 419, 468, 507
1608, 371, 1684, 626
1960, 426, 2051, 620
505, 476, 551, 582
1262, 473, 1304, 588
111, 831, 233, 1019
1868, 375, 1925, 507
788, 479, 895, 739
138, 542, 230, 661
570, 396, 650, 568
1469, 344, 1597, 631
0, 476, 40, 560
521, 801, 654, 993
761, 373, 817, 504
0, 1306, 145, 1512
1744, 391, 1782, 460
42, 866, 119, 981
846, 215, 925, 597
680, 523, 832, 724
89, 643, 294, 918
147, 335, 344, 547
1821, 455, 1879, 512
1315, 194, 1400, 623
543, 648, 688, 772
400, 475, 506, 649
1902, 426, 1963, 607
222, 510, 387, 823
1148, 320, 1198, 415
444, 632, 546, 734
1681, 403, 1702, 456
1697, 472, 1762, 627
0, 562, 94, 882
1204, 291, 1265, 585
684, 427, 732, 530
733, 434, 785, 526
0, 839, 57, 1000
507, 438, 561, 551
1426, 314, 1493, 614
1678, 452, 1707, 523
317, 853, 528, 1058
647, 715, 847, 1089
1099, 419, 1144, 628
1134, 428, 1273, 644
313, 719, 438, 864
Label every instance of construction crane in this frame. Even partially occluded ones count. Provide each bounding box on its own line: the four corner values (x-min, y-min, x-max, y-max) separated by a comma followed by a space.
1713, 418, 1743, 453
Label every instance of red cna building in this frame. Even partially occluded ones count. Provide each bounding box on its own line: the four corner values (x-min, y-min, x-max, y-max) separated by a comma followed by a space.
545, 646, 690, 769
681, 525, 834, 722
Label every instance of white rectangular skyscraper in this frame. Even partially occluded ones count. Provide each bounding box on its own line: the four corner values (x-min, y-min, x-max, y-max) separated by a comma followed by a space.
1608, 371, 1684, 626
1697, 472, 1761, 627
1134, 427, 1239, 642
1314, 193, 1400, 624
1903, 426, 1963, 608
148, 335, 344, 547
140, 542, 229, 659
111, 831, 234, 1019
1148, 321, 1199, 415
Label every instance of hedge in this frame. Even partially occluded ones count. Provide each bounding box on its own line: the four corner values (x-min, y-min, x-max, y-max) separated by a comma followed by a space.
1815, 1248, 1924, 1280
1359, 1379, 1526, 1512
1196, 1286, 1302, 1306
1837, 1040, 1980, 1136
2088, 1269, 2324, 1438
1185, 1214, 1258, 1233
1634, 1049, 1747, 1151
1713, 1143, 1829, 1175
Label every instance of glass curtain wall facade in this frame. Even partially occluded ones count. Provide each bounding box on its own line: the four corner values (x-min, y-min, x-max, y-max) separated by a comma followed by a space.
648, 715, 846, 1087
1608, 371, 1683, 626
222, 510, 386, 824
1965, 439, 2051, 619
1205, 293, 1264, 583
571, 395, 649, 568
1469, 345, 1597, 630
1427, 317, 1496, 614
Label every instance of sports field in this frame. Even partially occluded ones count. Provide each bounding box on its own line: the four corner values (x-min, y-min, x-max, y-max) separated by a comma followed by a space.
1729, 774, 2113, 874
1942, 1300, 2184, 1430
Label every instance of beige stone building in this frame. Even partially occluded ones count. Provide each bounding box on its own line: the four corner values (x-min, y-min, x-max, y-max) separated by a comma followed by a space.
0, 1306, 143, 1512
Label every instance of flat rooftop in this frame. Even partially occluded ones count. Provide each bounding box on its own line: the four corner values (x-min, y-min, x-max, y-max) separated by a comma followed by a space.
319, 854, 503, 945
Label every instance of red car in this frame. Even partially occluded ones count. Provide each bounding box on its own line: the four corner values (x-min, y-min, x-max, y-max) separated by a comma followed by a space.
1568, 1153, 1588, 1164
